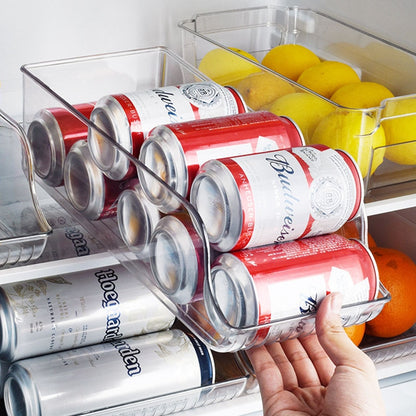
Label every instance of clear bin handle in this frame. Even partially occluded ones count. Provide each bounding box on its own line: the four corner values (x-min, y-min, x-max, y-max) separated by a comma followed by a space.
0, 108, 52, 267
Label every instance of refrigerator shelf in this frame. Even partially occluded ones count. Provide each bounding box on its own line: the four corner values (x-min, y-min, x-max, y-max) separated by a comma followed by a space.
179, 5, 416, 196
19, 45, 391, 355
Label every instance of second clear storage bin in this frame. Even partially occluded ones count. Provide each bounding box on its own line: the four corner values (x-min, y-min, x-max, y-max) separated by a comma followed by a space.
179, 5, 416, 196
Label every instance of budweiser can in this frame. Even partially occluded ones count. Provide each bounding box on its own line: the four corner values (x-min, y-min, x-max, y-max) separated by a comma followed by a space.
139, 111, 304, 212
87, 81, 247, 181
205, 234, 379, 347
149, 214, 205, 304
0, 263, 175, 361
190, 145, 363, 252
64, 140, 134, 220
117, 181, 161, 254
4, 329, 214, 416
27, 103, 94, 187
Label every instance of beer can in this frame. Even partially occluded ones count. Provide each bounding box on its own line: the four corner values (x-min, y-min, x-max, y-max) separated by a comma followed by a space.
117, 181, 161, 254
64, 140, 134, 220
139, 111, 304, 212
0, 263, 175, 361
205, 233, 379, 347
31, 224, 106, 262
190, 144, 363, 252
3, 329, 214, 416
27, 103, 94, 187
149, 214, 205, 304
87, 82, 247, 181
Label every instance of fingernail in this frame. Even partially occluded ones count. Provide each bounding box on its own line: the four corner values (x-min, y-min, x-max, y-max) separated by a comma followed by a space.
330, 292, 343, 314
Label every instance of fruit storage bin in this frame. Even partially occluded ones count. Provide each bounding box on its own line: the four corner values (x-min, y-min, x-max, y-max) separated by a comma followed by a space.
0, 108, 51, 268
21, 46, 389, 358
179, 5, 416, 195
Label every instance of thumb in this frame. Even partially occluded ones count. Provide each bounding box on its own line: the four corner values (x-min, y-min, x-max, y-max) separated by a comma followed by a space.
315, 293, 370, 368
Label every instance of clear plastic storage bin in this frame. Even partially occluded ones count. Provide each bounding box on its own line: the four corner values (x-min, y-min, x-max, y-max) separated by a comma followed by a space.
179, 6, 416, 195
0, 108, 51, 267
20, 46, 390, 361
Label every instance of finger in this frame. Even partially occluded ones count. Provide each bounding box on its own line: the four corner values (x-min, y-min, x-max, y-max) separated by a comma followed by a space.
280, 337, 323, 388
266, 341, 298, 390
300, 333, 335, 386
316, 292, 375, 372
246, 344, 285, 399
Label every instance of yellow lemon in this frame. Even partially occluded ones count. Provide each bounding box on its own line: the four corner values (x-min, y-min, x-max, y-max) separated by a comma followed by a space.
268, 92, 335, 140
198, 47, 261, 86
381, 98, 416, 165
261, 44, 320, 81
331, 82, 394, 108
297, 61, 360, 98
311, 111, 386, 177
236, 71, 296, 110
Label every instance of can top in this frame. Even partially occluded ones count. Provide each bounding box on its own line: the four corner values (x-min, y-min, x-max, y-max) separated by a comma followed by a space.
64, 141, 105, 220
150, 215, 201, 304
117, 185, 160, 253
205, 252, 258, 343
27, 109, 64, 186
88, 96, 131, 180
0, 289, 15, 360
190, 159, 242, 252
139, 125, 187, 207
4, 364, 40, 416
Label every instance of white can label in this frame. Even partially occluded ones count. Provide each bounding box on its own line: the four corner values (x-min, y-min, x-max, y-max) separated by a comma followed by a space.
232, 146, 358, 249
127, 82, 240, 137
19, 330, 208, 416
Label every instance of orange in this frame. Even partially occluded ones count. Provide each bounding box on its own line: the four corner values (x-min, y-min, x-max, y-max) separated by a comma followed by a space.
334, 221, 377, 249
366, 247, 416, 338
344, 323, 366, 346
368, 233, 377, 249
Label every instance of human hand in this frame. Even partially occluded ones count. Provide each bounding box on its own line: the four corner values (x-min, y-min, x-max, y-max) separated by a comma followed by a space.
246, 292, 386, 416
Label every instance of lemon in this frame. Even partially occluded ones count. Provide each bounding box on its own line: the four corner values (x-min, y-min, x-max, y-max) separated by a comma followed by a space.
268, 92, 335, 140
198, 47, 261, 86
331, 82, 394, 108
236, 71, 296, 110
297, 61, 360, 98
261, 44, 320, 81
382, 98, 416, 165
311, 111, 386, 177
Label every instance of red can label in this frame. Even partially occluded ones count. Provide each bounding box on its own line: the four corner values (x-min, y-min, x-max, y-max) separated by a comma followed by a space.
225, 145, 362, 250
163, 111, 304, 195
53, 103, 95, 154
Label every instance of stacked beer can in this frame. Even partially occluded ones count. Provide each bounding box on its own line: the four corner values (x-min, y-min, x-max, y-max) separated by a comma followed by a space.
17, 82, 255, 416
143, 110, 379, 351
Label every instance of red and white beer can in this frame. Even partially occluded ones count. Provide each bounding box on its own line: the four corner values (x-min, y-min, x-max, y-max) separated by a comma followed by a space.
88, 82, 246, 181
149, 213, 206, 304
190, 145, 363, 252
64, 140, 135, 220
139, 111, 304, 211
27, 103, 94, 187
205, 233, 379, 347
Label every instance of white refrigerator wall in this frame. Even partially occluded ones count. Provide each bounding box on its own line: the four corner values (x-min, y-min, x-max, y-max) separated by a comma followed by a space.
1, 0, 416, 118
